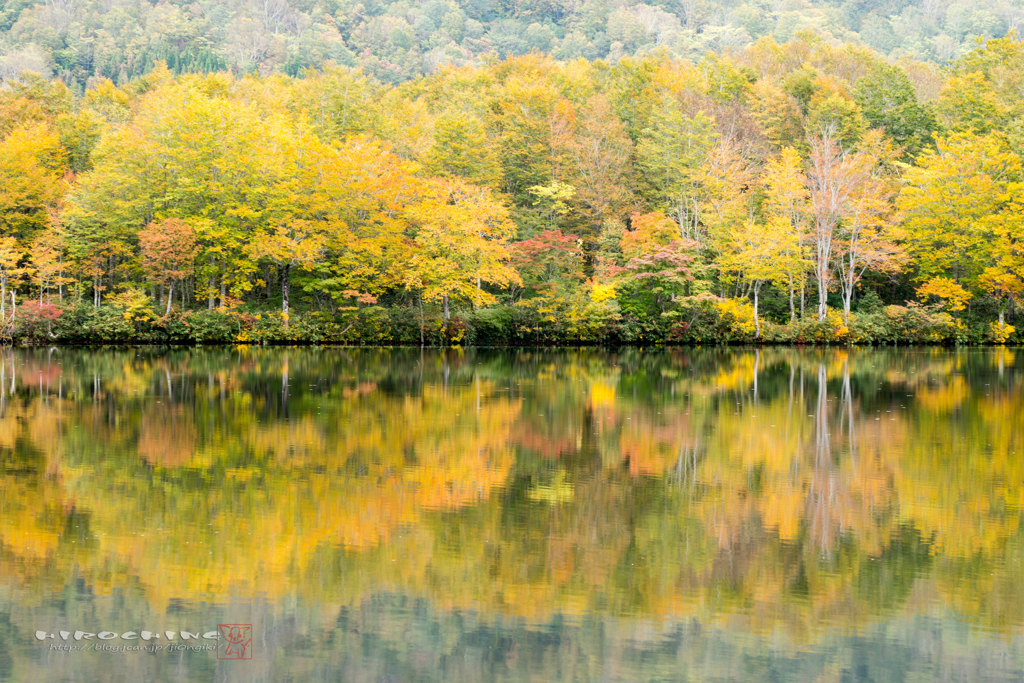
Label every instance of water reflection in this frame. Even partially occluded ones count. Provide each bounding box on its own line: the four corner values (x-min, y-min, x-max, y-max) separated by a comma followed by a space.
0, 347, 1022, 681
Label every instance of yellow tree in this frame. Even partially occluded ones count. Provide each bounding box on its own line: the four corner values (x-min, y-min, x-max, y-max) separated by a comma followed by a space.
763, 147, 810, 322
900, 133, 1020, 292
315, 136, 420, 305
248, 221, 326, 326
621, 211, 680, 260
0, 123, 67, 243
0, 238, 25, 327
978, 204, 1024, 335
423, 112, 501, 188
29, 228, 67, 304
558, 95, 633, 233
720, 216, 799, 337
404, 178, 521, 325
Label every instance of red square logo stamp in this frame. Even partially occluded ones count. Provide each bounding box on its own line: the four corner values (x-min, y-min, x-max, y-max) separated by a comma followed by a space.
217, 624, 252, 660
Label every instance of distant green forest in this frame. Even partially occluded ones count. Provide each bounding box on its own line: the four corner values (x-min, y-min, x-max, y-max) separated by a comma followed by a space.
1, 0, 1021, 88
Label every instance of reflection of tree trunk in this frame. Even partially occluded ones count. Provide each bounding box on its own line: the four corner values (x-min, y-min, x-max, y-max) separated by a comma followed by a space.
281, 356, 289, 415
841, 358, 855, 466
809, 363, 836, 556
672, 441, 702, 492
788, 360, 795, 414
815, 364, 828, 467
753, 348, 760, 403
443, 351, 449, 394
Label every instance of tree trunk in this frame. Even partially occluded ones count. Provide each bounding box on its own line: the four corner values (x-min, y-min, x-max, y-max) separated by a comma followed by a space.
220, 280, 226, 307
788, 275, 796, 324
281, 263, 291, 328
208, 277, 215, 310
442, 293, 450, 322
816, 264, 828, 322
753, 282, 761, 338
166, 282, 174, 316
419, 290, 425, 347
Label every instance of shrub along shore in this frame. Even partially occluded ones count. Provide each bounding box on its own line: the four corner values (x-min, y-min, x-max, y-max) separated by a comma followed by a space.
8, 294, 1013, 346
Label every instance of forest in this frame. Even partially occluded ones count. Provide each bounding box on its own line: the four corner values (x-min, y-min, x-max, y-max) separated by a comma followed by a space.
0, 32, 1023, 345
0, 0, 1022, 87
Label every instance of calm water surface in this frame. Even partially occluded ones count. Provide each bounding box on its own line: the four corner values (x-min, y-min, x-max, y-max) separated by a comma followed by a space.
0, 347, 1022, 682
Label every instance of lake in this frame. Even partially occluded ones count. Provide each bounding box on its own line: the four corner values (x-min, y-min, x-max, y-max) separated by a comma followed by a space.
0, 346, 1021, 682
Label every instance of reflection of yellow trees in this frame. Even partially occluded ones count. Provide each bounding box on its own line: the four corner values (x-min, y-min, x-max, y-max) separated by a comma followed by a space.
0, 348, 1022, 638
0, 351, 519, 612
501, 348, 1022, 632
916, 376, 970, 413
49, 382, 518, 607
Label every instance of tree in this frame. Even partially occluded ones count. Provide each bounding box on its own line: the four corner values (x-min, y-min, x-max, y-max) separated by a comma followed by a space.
635, 96, 717, 243
314, 136, 420, 306
621, 211, 680, 260
762, 147, 810, 321
977, 204, 1024, 332
900, 133, 1021, 293
507, 229, 583, 301
832, 132, 904, 326
28, 228, 66, 304
0, 123, 67, 243
805, 127, 899, 322
853, 62, 937, 160
423, 112, 501, 187
619, 239, 701, 318
249, 221, 327, 325
139, 219, 199, 315
720, 217, 798, 337
404, 178, 521, 324
69, 75, 298, 308
558, 95, 633, 234
0, 238, 25, 328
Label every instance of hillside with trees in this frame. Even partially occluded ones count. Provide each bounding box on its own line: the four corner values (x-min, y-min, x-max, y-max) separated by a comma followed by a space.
0, 32, 1022, 345
0, 0, 1022, 88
